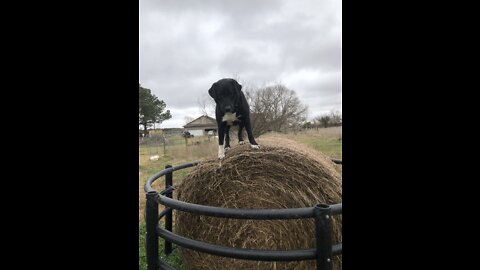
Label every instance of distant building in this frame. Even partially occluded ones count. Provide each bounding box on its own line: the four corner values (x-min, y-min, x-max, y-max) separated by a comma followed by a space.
183, 115, 217, 136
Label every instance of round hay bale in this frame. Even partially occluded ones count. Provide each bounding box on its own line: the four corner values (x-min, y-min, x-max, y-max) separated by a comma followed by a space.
175, 138, 342, 270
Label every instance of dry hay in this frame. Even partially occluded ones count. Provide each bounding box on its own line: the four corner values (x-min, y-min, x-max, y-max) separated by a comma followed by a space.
175, 138, 342, 270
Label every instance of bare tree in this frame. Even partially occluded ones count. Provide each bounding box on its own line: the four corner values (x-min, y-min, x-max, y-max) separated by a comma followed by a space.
246, 84, 308, 137
197, 96, 215, 116
329, 110, 342, 126
311, 118, 319, 131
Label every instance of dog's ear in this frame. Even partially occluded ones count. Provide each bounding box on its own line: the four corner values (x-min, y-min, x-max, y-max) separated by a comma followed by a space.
208, 82, 217, 99
233, 80, 243, 104
234, 80, 242, 93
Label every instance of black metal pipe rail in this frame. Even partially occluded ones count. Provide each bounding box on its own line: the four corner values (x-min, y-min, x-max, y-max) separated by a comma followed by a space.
156, 225, 343, 261
157, 226, 317, 261
145, 161, 199, 193
157, 194, 342, 219
144, 160, 342, 270
164, 165, 173, 255
331, 159, 342, 164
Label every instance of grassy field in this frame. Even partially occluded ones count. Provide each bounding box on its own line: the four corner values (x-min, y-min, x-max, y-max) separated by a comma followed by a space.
139, 221, 186, 270
138, 127, 342, 270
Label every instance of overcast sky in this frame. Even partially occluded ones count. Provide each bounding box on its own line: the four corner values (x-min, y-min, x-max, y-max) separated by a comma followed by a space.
140, 0, 341, 129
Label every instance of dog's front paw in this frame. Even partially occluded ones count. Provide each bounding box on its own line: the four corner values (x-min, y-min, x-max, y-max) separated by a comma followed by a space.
250, 144, 260, 150
218, 146, 225, 159
224, 147, 231, 152
238, 141, 245, 145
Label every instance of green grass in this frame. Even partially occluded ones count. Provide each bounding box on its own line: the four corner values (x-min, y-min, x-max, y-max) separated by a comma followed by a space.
262, 128, 342, 159
295, 137, 342, 159
138, 138, 217, 269
139, 221, 186, 270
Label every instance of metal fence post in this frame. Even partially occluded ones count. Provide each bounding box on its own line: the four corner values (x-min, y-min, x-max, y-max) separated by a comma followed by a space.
146, 191, 159, 270
165, 165, 173, 255
314, 204, 333, 270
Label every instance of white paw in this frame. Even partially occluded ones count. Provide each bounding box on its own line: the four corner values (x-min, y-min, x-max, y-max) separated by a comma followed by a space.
250, 144, 260, 149
238, 141, 245, 145
218, 146, 225, 159
224, 147, 230, 151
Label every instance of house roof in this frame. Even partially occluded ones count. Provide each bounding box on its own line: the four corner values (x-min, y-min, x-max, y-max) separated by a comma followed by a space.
183, 115, 217, 128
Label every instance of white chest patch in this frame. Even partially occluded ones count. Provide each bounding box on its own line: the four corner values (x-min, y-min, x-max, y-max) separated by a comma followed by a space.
222, 112, 238, 125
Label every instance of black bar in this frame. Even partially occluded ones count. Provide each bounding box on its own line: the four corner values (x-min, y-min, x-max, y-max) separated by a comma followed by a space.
172, 161, 200, 171
144, 167, 173, 193
146, 191, 159, 270
144, 161, 199, 193
331, 159, 342, 164
158, 195, 316, 219
158, 207, 172, 222
165, 165, 173, 255
314, 204, 333, 270
160, 186, 175, 195
330, 203, 342, 215
332, 243, 342, 256
158, 258, 176, 270
157, 226, 317, 261
157, 190, 341, 219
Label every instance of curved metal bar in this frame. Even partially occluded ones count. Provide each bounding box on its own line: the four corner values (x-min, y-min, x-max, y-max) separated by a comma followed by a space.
144, 161, 199, 193
144, 167, 173, 193
156, 194, 342, 219
158, 207, 172, 221
156, 226, 317, 261
157, 195, 316, 219
331, 159, 342, 164
158, 259, 176, 270
172, 161, 200, 171
332, 243, 342, 256
160, 186, 176, 195
330, 204, 342, 215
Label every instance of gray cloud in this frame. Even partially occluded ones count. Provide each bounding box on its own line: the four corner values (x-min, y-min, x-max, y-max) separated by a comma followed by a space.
140, 0, 341, 128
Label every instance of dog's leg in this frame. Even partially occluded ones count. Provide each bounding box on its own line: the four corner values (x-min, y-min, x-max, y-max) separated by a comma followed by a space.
238, 122, 245, 145
224, 125, 231, 151
245, 117, 260, 149
218, 123, 226, 159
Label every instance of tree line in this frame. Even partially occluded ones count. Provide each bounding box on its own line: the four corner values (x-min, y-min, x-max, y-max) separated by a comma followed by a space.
302, 110, 342, 130
139, 84, 171, 136
243, 83, 341, 136
139, 82, 341, 138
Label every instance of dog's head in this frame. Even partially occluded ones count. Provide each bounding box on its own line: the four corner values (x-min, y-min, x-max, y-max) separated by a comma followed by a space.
208, 78, 243, 115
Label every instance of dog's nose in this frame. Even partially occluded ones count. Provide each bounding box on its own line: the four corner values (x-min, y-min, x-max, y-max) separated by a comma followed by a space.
225, 106, 232, 112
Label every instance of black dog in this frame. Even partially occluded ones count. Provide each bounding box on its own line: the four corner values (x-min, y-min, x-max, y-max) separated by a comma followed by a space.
208, 78, 260, 159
